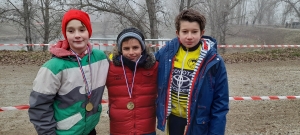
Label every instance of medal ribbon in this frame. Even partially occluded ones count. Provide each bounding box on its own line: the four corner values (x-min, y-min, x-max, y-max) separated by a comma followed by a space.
71, 47, 93, 98
120, 55, 142, 98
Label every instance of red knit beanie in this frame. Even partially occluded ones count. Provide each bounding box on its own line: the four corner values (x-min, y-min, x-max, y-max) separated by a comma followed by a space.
61, 9, 92, 39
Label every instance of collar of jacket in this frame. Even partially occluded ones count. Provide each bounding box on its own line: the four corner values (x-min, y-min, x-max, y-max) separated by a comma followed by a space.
50, 40, 92, 58
180, 41, 201, 52
51, 51, 93, 62
111, 46, 156, 70
169, 36, 218, 56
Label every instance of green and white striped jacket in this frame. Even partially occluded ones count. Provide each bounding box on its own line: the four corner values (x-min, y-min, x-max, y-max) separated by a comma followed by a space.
29, 49, 109, 135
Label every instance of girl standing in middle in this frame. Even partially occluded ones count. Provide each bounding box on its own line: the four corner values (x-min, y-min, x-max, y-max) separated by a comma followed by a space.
106, 27, 158, 135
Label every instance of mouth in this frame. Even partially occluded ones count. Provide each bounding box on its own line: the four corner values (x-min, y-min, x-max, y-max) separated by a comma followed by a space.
74, 41, 82, 43
128, 56, 138, 60
129, 57, 136, 60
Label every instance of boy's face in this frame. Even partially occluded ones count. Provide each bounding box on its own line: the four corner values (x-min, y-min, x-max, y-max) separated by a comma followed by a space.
66, 19, 89, 54
176, 20, 205, 48
121, 38, 142, 62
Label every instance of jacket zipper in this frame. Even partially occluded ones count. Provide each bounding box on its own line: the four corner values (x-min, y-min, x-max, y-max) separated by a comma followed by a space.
163, 57, 175, 126
185, 54, 217, 135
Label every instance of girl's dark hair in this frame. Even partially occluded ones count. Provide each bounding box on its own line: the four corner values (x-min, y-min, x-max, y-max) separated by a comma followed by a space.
175, 9, 206, 32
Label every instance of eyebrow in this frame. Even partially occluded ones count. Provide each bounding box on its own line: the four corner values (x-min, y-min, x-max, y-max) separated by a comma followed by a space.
181, 29, 200, 31
123, 45, 140, 48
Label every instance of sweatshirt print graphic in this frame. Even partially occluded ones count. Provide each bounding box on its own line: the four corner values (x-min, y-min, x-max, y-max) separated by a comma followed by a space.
170, 45, 201, 118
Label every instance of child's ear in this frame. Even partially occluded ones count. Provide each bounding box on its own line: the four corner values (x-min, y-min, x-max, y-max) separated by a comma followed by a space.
176, 30, 179, 37
201, 30, 205, 36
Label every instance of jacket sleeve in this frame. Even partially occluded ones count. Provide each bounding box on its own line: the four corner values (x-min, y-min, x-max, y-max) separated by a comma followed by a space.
28, 67, 60, 135
208, 57, 229, 135
154, 45, 166, 62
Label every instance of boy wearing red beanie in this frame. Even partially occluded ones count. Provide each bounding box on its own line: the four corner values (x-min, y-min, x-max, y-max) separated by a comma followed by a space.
28, 9, 109, 135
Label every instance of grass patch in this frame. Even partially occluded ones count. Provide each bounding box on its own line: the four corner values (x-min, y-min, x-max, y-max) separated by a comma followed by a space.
222, 48, 300, 63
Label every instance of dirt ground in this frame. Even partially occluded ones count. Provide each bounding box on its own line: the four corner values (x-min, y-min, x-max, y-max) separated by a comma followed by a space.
1, 60, 300, 135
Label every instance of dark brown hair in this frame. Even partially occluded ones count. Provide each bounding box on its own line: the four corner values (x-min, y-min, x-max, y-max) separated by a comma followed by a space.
175, 9, 206, 32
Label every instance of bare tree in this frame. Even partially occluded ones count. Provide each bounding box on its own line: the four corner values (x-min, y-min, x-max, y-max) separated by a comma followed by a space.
283, 0, 300, 20
249, 0, 280, 26
265, 1, 280, 25
75, 0, 167, 40
203, 0, 241, 45
33, 0, 62, 51
234, 0, 247, 25
179, 0, 205, 12
146, 0, 158, 40
1, 0, 36, 51
23, 0, 33, 51
64, 0, 171, 52
281, 2, 293, 26
0, 0, 63, 51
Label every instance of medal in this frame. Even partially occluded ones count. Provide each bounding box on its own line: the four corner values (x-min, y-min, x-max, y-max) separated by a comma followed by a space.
127, 102, 134, 110
71, 47, 94, 112
121, 55, 141, 110
86, 102, 93, 111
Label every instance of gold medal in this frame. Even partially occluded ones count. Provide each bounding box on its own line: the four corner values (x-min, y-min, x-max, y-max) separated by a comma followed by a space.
86, 102, 93, 111
127, 101, 134, 110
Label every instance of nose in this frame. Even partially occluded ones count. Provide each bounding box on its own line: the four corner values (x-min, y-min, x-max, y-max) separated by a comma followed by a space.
187, 32, 193, 39
129, 49, 134, 54
74, 30, 80, 38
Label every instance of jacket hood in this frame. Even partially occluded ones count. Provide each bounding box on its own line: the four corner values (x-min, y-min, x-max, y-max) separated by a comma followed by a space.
50, 40, 92, 57
201, 35, 218, 52
111, 45, 156, 69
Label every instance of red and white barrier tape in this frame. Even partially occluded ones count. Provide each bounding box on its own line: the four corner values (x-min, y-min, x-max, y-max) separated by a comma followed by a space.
218, 45, 300, 48
229, 96, 300, 100
0, 104, 29, 112
1, 96, 300, 112
1, 43, 300, 48
0, 99, 108, 112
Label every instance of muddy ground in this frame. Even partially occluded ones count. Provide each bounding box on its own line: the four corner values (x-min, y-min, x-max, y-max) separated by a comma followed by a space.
1, 60, 300, 135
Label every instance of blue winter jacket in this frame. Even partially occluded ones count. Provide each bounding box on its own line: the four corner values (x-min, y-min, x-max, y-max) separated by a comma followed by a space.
155, 36, 229, 135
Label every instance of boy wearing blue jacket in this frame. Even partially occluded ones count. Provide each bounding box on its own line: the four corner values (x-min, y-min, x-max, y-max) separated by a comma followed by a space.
155, 9, 229, 135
